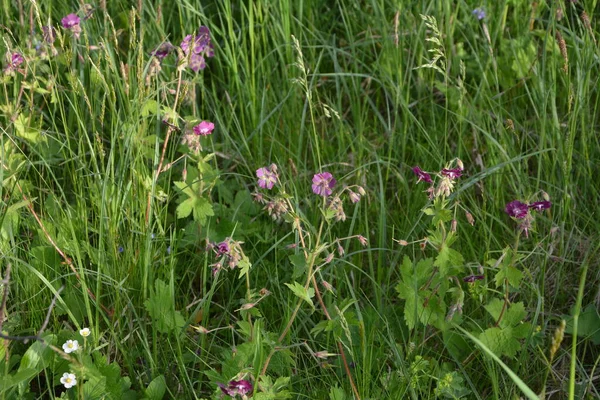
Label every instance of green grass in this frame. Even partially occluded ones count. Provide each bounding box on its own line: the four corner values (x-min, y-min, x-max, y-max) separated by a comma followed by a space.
1, 0, 599, 399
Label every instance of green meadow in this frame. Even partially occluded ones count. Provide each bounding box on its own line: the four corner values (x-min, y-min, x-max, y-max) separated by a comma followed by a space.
1, 1, 599, 399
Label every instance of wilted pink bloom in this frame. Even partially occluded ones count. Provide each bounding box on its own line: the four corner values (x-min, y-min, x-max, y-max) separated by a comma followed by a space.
441, 168, 463, 180
357, 235, 368, 247
348, 190, 361, 203
193, 121, 214, 136
61, 14, 80, 29
412, 166, 432, 184
529, 201, 551, 212
180, 26, 214, 72
312, 172, 336, 196
505, 200, 529, 219
256, 166, 277, 189
151, 42, 175, 59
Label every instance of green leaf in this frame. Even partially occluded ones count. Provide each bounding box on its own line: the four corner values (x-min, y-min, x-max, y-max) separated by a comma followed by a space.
434, 244, 464, 275
329, 384, 347, 400
144, 375, 166, 400
144, 280, 185, 335
237, 256, 252, 279
14, 113, 42, 143
284, 282, 315, 308
494, 265, 522, 288
456, 326, 539, 400
289, 254, 307, 279
564, 304, 600, 345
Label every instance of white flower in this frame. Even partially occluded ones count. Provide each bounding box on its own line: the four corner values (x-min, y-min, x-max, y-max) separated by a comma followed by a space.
79, 328, 91, 337
62, 339, 79, 354
60, 372, 77, 388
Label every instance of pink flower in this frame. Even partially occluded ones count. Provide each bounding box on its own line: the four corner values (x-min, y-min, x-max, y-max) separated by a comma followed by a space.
412, 166, 433, 184
61, 14, 80, 29
312, 172, 336, 197
193, 121, 214, 136
256, 166, 278, 189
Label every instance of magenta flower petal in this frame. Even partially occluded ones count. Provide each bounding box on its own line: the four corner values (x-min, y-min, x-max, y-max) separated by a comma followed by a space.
193, 121, 214, 136
505, 200, 529, 219
61, 14, 80, 29
412, 166, 433, 184
529, 201, 551, 212
312, 172, 336, 197
441, 168, 463, 180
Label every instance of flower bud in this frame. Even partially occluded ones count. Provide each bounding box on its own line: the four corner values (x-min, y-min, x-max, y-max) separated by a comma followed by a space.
357, 235, 368, 247
324, 253, 334, 264
322, 280, 333, 292
348, 190, 361, 204
542, 190, 550, 202
456, 158, 464, 170
193, 325, 209, 334
397, 239, 408, 246
357, 186, 366, 196
182, 167, 187, 181
451, 219, 458, 232
337, 243, 345, 256
466, 211, 475, 226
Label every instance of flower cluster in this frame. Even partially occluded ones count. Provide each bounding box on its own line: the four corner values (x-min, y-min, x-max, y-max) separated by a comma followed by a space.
218, 379, 253, 398
61, 13, 82, 38
209, 238, 248, 275
253, 164, 290, 221
180, 26, 214, 72
505, 198, 551, 237
412, 160, 464, 198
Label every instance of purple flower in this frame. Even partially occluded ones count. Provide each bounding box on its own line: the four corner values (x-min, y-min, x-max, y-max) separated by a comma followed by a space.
216, 241, 230, 256
412, 166, 432, 184
256, 166, 277, 190
61, 14, 81, 29
193, 121, 214, 136
505, 200, 529, 219
180, 26, 214, 72
529, 201, 551, 212
151, 42, 175, 60
218, 379, 253, 397
312, 172, 336, 197
472, 7, 486, 20
463, 275, 484, 283
10, 53, 24, 68
229, 380, 253, 395
441, 168, 463, 180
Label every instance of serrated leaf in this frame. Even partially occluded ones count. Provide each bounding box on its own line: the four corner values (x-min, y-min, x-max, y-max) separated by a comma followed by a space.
434, 244, 464, 275
237, 256, 252, 279
479, 326, 521, 358
285, 281, 314, 308
494, 264, 522, 288
564, 304, 600, 345
144, 280, 185, 334
176, 197, 195, 219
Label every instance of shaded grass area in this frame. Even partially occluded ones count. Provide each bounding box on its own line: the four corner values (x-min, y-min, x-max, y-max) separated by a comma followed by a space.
1, 0, 599, 398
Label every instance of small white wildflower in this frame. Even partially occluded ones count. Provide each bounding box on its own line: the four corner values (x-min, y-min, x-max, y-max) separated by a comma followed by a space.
60, 372, 77, 388
79, 328, 91, 337
62, 339, 79, 354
